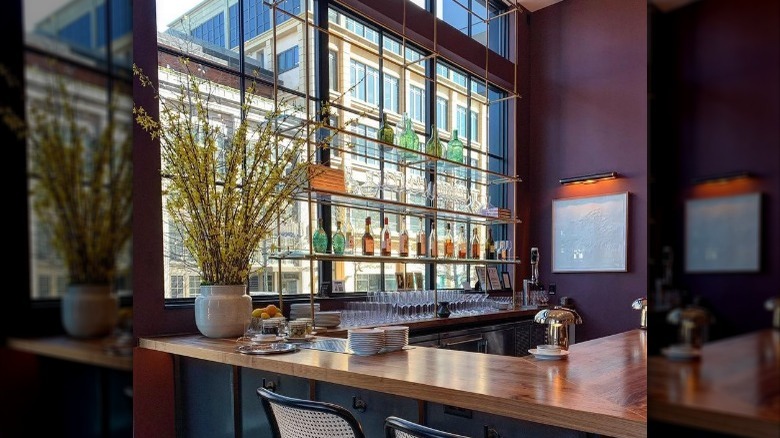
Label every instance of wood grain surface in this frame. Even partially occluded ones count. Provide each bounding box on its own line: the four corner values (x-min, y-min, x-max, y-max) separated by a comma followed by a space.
648, 329, 780, 438
139, 329, 647, 438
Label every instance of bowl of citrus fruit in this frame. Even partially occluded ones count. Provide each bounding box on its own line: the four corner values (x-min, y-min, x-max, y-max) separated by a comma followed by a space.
252, 304, 281, 320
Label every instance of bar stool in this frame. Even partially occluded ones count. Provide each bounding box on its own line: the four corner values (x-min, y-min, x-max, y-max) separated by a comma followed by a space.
384, 416, 470, 438
257, 386, 366, 438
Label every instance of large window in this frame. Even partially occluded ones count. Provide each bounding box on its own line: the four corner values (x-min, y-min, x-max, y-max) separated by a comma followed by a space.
408, 85, 425, 123
277, 46, 300, 73
350, 59, 379, 105
435, 0, 509, 57
150, 0, 514, 300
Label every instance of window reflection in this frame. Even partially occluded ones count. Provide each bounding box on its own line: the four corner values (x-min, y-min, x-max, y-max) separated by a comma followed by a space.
22, 0, 133, 301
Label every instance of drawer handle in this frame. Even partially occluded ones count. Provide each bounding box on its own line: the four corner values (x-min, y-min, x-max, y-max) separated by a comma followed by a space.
352, 396, 367, 413
441, 335, 484, 349
262, 378, 276, 392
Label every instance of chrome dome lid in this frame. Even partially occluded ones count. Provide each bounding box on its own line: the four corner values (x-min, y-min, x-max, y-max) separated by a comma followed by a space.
534, 306, 582, 325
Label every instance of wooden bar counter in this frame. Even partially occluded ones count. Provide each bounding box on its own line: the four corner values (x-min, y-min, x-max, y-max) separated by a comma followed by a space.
648, 328, 780, 438
138, 328, 646, 438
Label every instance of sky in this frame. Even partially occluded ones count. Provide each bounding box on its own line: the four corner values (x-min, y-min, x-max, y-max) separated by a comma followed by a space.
156, 0, 204, 31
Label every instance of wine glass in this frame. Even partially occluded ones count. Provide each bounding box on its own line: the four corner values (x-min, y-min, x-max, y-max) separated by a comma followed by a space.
504, 240, 513, 261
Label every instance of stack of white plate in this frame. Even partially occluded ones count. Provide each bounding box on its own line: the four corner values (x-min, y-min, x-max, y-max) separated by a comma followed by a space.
290, 303, 320, 320
348, 328, 385, 356
380, 326, 409, 351
314, 311, 341, 328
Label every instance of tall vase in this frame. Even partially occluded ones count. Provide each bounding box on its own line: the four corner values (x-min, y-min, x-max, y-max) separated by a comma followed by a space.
195, 285, 252, 338
61, 284, 119, 338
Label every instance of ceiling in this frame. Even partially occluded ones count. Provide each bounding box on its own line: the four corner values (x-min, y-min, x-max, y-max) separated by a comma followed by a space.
515, 0, 699, 13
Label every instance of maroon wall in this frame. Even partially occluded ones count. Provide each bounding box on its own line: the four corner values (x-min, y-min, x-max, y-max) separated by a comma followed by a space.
659, 0, 779, 339
528, 0, 648, 341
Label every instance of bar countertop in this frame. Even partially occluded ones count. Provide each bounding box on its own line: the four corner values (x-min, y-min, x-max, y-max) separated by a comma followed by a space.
648, 328, 780, 438
139, 328, 647, 438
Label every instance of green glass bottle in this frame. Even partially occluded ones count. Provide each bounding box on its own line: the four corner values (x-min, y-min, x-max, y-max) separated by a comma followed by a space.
425, 125, 444, 159
332, 220, 346, 255
446, 129, 464, 164
399, 112, 419, 161
377, 113, 394, 147
312, 217, 328, 253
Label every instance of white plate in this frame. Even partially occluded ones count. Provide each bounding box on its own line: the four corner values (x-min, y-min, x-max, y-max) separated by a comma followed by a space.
528, 348, 569, 360
662, 346, 701, 361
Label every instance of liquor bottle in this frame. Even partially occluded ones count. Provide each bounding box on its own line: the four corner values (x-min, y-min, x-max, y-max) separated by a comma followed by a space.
523, 247, 544, 307
425, 125, 444, 158
416, 217, 426, 257
345, 210, 355, 254
457, 225, 467, 259
381, 216, 392, 256
443, 223, 454, 258
362, 216, 374, 256
446, 129, 464, 164
313, 217, 328, 253
332, 220, 346, 255
429, 219, 438, 258
399, 112, 419, 161
377, 113, 394, 146
485, 227, 496, 260
470, 228, 480, 259
399, 215, 409, 257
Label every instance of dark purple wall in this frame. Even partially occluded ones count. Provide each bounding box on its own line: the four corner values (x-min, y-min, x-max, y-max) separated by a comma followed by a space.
528, 0, 648, 342
658, 0, 779, 339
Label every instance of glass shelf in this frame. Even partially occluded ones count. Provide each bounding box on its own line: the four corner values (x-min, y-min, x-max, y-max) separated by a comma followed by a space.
268, 252, 522, 265
327, 132, 520, 186
303, 188, 521, 225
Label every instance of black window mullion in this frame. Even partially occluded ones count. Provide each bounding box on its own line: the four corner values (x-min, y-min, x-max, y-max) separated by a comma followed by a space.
314, 0, 333, 295
424, 54, 436, 291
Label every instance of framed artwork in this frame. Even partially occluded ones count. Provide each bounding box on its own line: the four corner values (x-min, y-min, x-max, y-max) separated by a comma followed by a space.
685, 192, 761, 273
332, 280, 345, 293
552, 192, 629, 273
501, 272, 512, 291
487, 266, 503, 291
405, 273, 415, 290
475, 266, 487, 290
394, 273, 405, 290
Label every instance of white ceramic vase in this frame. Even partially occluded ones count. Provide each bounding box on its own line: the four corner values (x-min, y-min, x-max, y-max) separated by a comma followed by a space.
61, 284, 119, 338
194, 285, 252, 338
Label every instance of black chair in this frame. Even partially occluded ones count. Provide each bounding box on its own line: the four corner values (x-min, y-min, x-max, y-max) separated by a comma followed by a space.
384, 416, 471, 438
257, 386, 366, 438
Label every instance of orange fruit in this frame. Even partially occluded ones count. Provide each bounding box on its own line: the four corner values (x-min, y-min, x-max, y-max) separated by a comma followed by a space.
266, 304, 278, 317
252, 308, 265, 318
260, 312, 271, 319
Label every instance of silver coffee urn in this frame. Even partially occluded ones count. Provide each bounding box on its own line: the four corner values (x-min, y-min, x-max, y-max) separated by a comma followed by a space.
765, 297, 780, 330
534, 306, 582, 350
632, 297, 648, 329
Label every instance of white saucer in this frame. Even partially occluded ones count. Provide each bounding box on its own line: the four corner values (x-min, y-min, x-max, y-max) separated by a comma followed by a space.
528, 348, 569, 360
662, 345, 701, 361
253, 335, 284, 343
284, 334, 316, 343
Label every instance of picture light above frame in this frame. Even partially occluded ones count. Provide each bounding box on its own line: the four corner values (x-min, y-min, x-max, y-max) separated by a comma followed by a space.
559, 171, 619, 185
